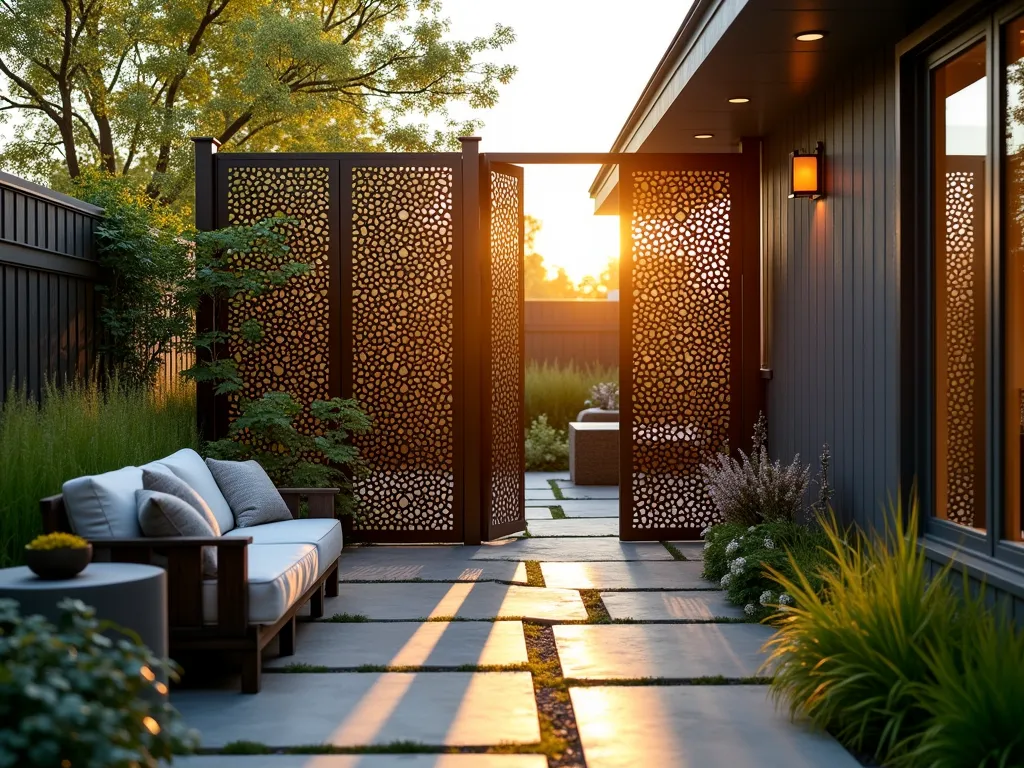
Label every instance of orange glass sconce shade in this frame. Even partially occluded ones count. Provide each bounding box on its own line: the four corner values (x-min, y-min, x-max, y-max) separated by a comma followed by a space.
789, 142, 824, 199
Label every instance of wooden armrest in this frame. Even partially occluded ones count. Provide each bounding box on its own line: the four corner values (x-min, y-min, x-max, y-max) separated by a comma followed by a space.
276, 488, 340, 519
93, 536, 251, 549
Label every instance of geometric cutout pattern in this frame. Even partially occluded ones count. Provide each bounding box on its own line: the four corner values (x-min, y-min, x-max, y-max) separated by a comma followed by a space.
224, 166, 331, 436
942, 170, 979, 527
629, 170, 731, 531
350, 166, 456, 532
489, 169, 524, 529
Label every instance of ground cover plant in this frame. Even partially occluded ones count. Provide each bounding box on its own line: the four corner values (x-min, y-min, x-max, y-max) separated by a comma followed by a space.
0, 378, 198, 567
525, 361, 617, 433
0, 598, 197, 767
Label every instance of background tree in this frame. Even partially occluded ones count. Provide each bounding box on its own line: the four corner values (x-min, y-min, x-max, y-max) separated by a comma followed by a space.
523, 215, 619, 300
0, 0, 515, 202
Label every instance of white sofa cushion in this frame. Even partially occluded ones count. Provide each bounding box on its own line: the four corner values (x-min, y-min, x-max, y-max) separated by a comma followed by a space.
223, 518, 342, 579
202, 543, 318, 625
148, 449, 235, 533
62, 466, 144, 538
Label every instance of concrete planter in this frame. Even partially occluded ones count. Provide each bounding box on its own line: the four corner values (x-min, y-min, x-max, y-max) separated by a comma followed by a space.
576, 407, 619, 423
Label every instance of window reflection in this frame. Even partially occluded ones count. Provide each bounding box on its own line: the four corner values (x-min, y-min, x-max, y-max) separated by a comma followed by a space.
933, 41, 987, 532
1005, 18, 1024, 543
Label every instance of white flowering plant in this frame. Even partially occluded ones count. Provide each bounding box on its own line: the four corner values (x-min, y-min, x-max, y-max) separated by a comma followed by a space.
702, 519, 835, 620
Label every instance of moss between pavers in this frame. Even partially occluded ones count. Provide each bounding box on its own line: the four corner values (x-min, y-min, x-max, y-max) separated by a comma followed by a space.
661, 541, 687, 560
579, 589, 612, 624
525, 560, 545, 588
323, 612, 370, 623
546, 479, 566, 500
550, 505, 567, 520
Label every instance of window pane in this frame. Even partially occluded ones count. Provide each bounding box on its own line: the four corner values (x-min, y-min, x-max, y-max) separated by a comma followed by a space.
933, 41, 987, 532
1006, 18, 1024, 542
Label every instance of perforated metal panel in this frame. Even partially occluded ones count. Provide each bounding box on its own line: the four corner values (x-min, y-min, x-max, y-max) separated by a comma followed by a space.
349, 165, 459, 537
620, 156, 756, 541
224, 165, 333, 436
483, 163, 525, 538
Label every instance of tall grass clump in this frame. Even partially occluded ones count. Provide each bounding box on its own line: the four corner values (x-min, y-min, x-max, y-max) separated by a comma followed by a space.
900, 592, 1024, 768
762, 499, 958, 763
0, 378, 198, 567
525, 360, 617, 432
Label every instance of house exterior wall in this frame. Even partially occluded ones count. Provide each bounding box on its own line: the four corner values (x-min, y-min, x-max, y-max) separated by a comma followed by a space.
760, 36, 1024, 605
762, 45, 899, 533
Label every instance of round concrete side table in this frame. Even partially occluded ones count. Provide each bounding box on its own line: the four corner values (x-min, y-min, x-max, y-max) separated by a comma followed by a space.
0, 563, 167, 661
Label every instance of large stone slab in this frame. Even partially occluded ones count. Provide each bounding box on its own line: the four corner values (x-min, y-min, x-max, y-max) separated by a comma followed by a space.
554, 484, 620, 500
175, 756, 548, 768
340, 546, 527, 584
324, 582, 588, 622
526, 518, 618, 537
600, 590, 743, 621
524, 471, 569, 482
553, 623, 774, 680
541, 561, 709, 590
570, 686, 860, 768
265, 621, 528, 669
525, 507, 554, 520
524, 488, 556, 501
473, 538, 672, 562
174, 672, 539, 748
530, 499, 619, 518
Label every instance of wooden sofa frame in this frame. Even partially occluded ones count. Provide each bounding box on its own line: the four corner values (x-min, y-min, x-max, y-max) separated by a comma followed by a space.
40, 487, 341, 694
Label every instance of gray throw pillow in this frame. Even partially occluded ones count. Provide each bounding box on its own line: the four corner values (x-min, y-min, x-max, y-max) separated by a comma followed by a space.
142, 469, 221, 536
136, 490, 218, 577
205, 458, 292, 528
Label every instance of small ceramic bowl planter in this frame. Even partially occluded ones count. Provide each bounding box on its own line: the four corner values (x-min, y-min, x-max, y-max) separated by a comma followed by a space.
24, 532, 92, 580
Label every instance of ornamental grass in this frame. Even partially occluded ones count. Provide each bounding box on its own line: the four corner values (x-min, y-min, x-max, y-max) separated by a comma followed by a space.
0, 377, 198, 567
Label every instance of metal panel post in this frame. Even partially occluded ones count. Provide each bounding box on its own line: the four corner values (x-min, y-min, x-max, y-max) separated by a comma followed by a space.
461, 137, 483, 545
192, 137, 220, 441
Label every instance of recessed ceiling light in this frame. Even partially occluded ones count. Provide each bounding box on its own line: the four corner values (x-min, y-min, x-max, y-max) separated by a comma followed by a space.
694, 133, 714, 139
728, 98, 750, 104
795, 31, 827, 42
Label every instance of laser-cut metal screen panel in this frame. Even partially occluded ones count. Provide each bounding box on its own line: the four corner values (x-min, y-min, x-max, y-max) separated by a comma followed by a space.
935, 160, 987, 529
347, 163, 463, 541
222, 163, 337, 438
483, 163, 526, 539
619, 157, 755, 541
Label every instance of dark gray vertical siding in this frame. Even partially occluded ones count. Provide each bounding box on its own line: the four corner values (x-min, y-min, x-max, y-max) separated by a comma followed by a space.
763, 47, 900, 529
764, 44, 1024, 606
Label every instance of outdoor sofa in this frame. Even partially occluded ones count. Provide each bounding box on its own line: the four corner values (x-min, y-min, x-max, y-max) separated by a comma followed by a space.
39, 448, 342, 693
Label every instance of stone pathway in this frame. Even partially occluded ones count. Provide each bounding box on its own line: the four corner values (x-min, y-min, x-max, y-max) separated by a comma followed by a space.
173, 473, 860, 767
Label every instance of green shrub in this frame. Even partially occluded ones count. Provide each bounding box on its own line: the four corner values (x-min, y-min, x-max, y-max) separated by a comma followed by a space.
525, 361, 617, 433
0, 379, 198, 567
702, 520, 833, 619
524, 415, 569, 471
762, 500, 959, 762
0, 598, 197, 766
205, 392, 371, 516
900, 595, 1024, 768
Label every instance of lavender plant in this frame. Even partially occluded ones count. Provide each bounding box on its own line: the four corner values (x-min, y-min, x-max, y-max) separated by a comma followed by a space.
699, 414, 810, 525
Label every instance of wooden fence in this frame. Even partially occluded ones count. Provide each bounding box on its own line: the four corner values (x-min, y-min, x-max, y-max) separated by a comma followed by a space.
0, 172, 102, 402
524, 299, 619, 368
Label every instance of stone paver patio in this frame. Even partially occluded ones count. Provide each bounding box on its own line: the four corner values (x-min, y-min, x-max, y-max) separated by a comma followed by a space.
171, 473, 857, 766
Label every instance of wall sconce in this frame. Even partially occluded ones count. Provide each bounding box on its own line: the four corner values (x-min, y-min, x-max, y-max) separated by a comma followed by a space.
789, 141, 824, 200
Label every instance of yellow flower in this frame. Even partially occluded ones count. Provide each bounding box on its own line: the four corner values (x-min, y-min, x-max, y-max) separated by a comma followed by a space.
25, 533, 89, 551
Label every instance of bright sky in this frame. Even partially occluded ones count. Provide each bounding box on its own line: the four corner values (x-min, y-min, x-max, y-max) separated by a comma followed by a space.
440, 0, 688, 283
